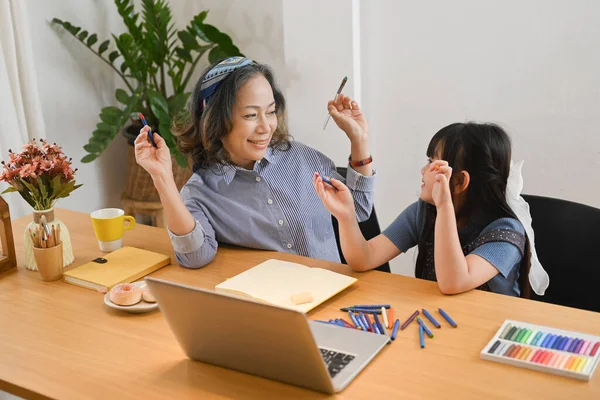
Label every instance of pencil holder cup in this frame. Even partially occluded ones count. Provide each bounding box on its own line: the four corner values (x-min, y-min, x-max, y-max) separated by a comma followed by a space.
33, 242, 63, 282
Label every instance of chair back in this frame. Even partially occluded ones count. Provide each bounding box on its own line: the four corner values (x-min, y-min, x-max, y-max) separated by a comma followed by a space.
523, 194, 600, 312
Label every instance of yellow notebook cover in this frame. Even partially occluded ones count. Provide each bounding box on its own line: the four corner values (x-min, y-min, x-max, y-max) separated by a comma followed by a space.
63, 246, 170, 291
215, 259, 357, 313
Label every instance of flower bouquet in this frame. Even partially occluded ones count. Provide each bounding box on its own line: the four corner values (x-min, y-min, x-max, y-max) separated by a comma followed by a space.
1, 139, 81, 270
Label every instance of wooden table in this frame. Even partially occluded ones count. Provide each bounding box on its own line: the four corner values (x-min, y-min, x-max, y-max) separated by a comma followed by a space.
1, 209, 598, 399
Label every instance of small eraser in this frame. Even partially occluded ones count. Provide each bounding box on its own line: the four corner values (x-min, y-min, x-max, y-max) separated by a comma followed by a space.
290, 292, 313, 305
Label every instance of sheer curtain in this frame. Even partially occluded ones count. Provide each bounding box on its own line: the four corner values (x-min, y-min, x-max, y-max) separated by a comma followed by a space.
0, 0, 47, 218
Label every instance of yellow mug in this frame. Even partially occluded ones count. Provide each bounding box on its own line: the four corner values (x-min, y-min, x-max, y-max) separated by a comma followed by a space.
90, 208, 136, 252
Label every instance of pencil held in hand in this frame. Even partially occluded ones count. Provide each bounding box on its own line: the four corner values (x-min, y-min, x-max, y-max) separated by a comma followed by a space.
322, 76, 348, 130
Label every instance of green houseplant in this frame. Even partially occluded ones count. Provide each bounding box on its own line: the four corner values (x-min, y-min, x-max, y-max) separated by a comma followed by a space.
52, 0, 243, 168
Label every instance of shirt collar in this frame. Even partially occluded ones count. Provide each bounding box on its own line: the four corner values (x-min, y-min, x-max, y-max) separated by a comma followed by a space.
218, 146, 278, 185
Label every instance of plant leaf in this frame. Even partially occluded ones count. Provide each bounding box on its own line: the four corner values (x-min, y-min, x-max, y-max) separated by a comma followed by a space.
147, 89, 170, 122
77, 30, 89, 41
1, 187, 18, 194
86, 33, 98, 46
208, 46, 229, 63
178, 30, 199, 50
37, 177, 48, 200
98, 40, 110, 54
108, 51, 120, 63
115, 88, 130, 104
81, 154, 98, 163
83, 143, 102, 153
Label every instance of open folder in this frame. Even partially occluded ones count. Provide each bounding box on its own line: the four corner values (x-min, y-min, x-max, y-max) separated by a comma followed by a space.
215, 259, 357, 313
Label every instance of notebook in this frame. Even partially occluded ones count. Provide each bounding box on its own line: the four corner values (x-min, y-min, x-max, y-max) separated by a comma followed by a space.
215, 259, 357, 313
63, 246, 170, 291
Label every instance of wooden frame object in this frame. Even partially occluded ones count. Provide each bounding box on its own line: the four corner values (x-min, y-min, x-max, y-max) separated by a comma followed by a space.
0, 196, 16, 273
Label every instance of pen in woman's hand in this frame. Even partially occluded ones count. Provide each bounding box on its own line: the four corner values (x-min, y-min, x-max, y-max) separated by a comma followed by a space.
322, 76, 348, 130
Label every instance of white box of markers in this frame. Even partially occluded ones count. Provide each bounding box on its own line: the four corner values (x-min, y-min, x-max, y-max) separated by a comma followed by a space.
481, 319, 600, 381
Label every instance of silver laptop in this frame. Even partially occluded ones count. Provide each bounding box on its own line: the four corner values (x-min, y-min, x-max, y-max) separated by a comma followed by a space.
145, 277, 389, 393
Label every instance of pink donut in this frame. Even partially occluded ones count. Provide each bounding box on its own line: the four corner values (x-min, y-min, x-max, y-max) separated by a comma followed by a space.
109, 283, 142, 306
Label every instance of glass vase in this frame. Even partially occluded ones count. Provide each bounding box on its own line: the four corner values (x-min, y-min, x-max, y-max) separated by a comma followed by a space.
23, 207, 74, 271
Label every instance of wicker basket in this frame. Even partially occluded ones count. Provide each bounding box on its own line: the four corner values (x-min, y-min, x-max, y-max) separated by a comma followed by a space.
124, 145, 192, 202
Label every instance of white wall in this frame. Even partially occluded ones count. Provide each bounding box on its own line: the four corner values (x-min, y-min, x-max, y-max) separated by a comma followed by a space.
25, 0, 127, 215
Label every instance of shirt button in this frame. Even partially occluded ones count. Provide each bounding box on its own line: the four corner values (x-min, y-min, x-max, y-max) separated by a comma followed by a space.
267, 199, 273, 205
256, 177, 261, 182
278, 220, 284, 225
287, 243, 292, 249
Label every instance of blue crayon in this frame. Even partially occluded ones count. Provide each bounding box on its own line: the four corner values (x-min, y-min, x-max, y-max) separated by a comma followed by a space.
422, 308, 441, 328
547, 335, 559, 349
341, 304, 391, 310
438, 308, 457, 328
320, 176, 336, 189
391, 319, 400, 341
348, 312, 360, 329
343, 308, 383, 314
358, 312, 369, 331
373, 313, 385, 335
551, 336, 563, 349
373, 322, 380, 334
561, 337, 573, 351
540, 334, 552, 348
555, 336, 567, 350
416, 317, 434, 338
419, 325, 425, 348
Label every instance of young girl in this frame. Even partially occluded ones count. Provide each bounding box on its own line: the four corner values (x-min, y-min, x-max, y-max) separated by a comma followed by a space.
135, 57, 375, 268
314, 122, 534, 297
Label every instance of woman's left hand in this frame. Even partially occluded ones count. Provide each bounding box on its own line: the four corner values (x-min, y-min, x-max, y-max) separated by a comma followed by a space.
327, 94, 368, 142
430, 160, 453, 208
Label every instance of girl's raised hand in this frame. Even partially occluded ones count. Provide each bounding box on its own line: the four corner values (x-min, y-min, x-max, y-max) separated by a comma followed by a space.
134, 126, 173, 180
312, 173, 356, 221
327, 94, 368, 142
430, 160, 453, 208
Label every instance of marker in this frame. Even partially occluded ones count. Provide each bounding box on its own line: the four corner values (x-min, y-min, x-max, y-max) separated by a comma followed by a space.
416, 317, 434, 338
391, 319, 400, 341
438, 308, 457, 327
419, 325, 425, 348
422, 308, 441, 328
139, 113, 157, 147
400, 310, 419, 330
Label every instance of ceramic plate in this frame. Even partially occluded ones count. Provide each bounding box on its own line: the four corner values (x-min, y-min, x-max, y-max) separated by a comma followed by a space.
103, 281, 158, 314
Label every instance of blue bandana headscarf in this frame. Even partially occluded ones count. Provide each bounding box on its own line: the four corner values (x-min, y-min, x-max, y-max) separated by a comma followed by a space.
199, 56, 255, 109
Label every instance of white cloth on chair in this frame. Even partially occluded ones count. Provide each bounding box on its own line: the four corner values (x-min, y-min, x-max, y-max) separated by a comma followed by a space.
506, 160, 550, 295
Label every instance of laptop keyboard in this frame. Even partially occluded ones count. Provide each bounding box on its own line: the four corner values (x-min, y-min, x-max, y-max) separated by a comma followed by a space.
319, 348, 355, 378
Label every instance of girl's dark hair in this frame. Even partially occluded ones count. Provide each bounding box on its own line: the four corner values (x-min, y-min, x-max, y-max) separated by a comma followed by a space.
173, 60, 291, 170
415, 122, 532, 297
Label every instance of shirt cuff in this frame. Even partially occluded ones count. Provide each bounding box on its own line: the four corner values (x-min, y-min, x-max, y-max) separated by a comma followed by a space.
345, 165, 376, 192
168, 220, 205, 254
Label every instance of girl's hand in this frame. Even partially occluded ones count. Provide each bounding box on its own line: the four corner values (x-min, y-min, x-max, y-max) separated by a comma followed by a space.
430, 160, 453, 208
134, 126, 173, 180
327, 94, 368, 143
313, 173, 356, 221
